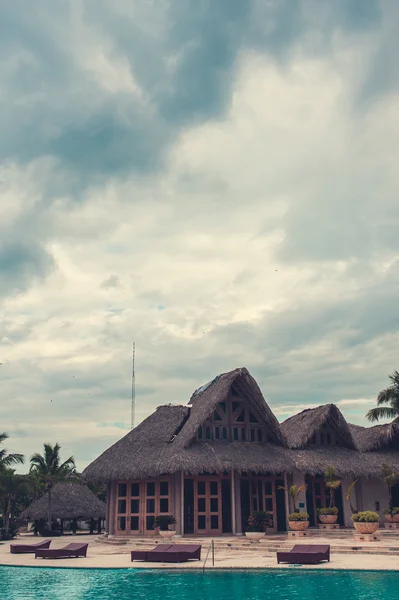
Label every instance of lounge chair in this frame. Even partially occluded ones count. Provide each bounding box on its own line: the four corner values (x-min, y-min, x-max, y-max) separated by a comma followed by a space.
131, 543, 202, 563
277, 544, 330, 564
35, 543, 88, 559
10, 540, 51, 554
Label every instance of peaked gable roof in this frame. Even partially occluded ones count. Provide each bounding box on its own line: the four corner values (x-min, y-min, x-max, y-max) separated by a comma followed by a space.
175, 367, 286, 448
349, 422, 399, 452
281, 404, 356, 450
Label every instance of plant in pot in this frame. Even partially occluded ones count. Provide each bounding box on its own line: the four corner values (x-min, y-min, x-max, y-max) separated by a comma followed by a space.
381, 464, 399, 523
279, 484, 309, 531
319, 466, 341, 524
245, 511, 271, 542
154, 515, 177, 538
351, 511, 379, 534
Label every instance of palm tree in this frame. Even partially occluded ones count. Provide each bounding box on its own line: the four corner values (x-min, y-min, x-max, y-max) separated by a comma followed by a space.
345, 479, 359, 514
382, 463, 398, 515
278, 484, 307, 512
0, 433, 24, 473
0, 469, 32, 534
324, 465, 341, 508
366, 371, 399, 423
29, 443, 76, 530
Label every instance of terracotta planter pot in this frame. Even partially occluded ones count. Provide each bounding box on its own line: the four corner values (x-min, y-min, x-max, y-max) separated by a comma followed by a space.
319, 515, 338, 524
159, 530, 176, 539
385, 514, 399, 523
288, 521, 309, 531
353, 522, 379, 534
245, 532, 265, 542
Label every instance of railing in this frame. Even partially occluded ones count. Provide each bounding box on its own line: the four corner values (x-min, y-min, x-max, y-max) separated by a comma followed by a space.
202, 539, 215, 573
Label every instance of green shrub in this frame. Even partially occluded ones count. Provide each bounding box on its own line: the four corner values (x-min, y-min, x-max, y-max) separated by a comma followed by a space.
383, 507, 399, 515
246, 511, 272, 532
351, 511, 379, 523
317, 507, 338, 516
288, 511, 309, 521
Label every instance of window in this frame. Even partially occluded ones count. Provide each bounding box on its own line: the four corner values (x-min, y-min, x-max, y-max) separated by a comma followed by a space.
198, 426, 203, 440
257, 429, 263, 442
118, 499, 126, 514
320, 433, 325, 445
205, 426, 211, 440
118, 483, 127, 497
131, 483, 140, 497
147, 482, 155, 496
233, 427, 239, 441
160, 481, 169, 496
250, 428, 255, 442
236, 409, 245, 422
222, 427, 227, 440
241, 428, 246, 441
249, 411, 259, 423
214, 410, 222, 421
327, 433, 331, 445
214, 426, 220, 440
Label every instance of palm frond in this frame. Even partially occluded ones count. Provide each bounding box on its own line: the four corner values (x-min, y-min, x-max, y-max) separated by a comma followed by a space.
366, 406, 399, 422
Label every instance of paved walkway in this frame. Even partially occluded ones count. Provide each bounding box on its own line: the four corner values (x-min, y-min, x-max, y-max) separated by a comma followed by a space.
1, 533, 399, 571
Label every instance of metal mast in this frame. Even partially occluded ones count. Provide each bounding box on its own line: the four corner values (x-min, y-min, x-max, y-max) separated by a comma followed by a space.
131, 342, 136, 430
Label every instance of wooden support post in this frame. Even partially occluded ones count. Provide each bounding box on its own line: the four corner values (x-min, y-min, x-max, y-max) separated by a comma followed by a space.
231, 469, 236, 535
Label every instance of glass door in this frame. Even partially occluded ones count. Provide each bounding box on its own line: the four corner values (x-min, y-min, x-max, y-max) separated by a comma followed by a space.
194, 477, 222, 535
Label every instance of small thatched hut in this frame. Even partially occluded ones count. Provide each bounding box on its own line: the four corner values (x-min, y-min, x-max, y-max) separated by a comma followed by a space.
21, 482, 106, 527
83, 367, 399, 536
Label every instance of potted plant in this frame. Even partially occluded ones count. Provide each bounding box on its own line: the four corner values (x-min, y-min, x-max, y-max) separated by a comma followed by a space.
381, 464, 399, 523
287, 511, 310, 531
245, 511, 271, 542
317, 506, 339, 524
154, 515, 177, 538
351, 511, 379, 534
319, 466, 341, 524
278, 484, 309, 530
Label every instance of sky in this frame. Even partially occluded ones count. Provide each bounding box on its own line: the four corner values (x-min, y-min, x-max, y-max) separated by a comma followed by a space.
1, 0, 399, 473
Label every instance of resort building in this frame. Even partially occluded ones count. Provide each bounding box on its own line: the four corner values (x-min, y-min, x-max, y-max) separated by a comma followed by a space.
83, 368, 399, 537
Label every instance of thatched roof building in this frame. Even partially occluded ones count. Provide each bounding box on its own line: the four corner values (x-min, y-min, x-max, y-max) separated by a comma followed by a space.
349, 422, 399, 452
281, 404, 356, 450
21, 482, 106, 521
83, 367, 399, 483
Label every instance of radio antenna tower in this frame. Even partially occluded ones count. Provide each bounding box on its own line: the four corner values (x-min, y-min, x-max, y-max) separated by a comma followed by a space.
131, 342, 136, 430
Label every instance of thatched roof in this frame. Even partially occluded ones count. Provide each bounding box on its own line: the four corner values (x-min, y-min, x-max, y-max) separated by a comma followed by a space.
349, 423, 399, 452
21, 482, 106, 521
281, 404, 356, 450
82, 367, 399, 483
177, 367, 286, 448
83, 404, 190, 483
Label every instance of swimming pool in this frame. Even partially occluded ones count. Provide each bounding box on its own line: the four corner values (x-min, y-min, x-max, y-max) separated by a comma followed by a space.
1, 567, 398, 600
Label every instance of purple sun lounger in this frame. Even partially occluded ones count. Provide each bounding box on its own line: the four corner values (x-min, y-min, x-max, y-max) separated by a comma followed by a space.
131, 543, 202, 563
35, 542, 88, 559
10, 540, 51, 554
277, 544, 330, 564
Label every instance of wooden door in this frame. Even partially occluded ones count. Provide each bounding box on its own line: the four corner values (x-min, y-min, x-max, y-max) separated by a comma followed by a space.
194, 477, 222, 535
115, 478, 172, 535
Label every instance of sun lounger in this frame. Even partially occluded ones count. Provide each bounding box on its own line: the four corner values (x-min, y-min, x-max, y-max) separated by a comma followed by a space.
131, 543, 202, 563
277, 544, 330, 564
35, 543, 88, 559
10, 540, 51, 554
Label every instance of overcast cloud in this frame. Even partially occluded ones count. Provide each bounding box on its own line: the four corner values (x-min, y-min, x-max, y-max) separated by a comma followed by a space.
1, 0, 399, 471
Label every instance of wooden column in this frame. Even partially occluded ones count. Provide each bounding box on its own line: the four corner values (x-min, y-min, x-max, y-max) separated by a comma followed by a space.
181, 471, 185, 536
235, 472, 242, 534
231, 470, 236, 534
108, 481, 116, 536
105, 482, 111, 535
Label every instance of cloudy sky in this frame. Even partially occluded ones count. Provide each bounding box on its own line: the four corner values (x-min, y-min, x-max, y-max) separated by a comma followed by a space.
1, 0, 399, 472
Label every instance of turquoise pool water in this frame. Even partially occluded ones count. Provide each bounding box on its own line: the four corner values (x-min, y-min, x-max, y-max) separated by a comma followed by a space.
1, 567, 398, 600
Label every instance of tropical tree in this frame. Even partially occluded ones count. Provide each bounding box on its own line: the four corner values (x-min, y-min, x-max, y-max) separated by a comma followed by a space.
345, 479, 359, 514
382, 463, 398, 515
29, 443, 76, 530
278, 484, 307, 512
0, 433, 24, 473
366, 371, 399, 423
324, 465, 341, 508
0, 470, 32, 534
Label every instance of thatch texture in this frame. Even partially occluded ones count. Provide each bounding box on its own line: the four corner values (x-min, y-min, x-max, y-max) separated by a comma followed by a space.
177, 367, 286, 448
281, 404, 356, 450
349, 423, 399, 452
293, 446, 399, 477
82, 405, 190, 483
21, 482, 106, 521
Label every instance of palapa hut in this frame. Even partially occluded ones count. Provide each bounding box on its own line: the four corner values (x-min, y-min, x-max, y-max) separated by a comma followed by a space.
22, 481, 106, 531
83, 367, 399, 536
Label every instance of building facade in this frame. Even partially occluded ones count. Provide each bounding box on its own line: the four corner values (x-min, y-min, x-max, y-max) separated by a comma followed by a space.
83, 368, 399, 536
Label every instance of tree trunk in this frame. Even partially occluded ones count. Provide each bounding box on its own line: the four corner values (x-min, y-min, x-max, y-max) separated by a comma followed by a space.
47, 488, 52, 530
3, 499, 10, 533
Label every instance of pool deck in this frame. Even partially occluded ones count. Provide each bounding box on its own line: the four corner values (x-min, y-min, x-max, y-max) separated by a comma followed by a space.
1, 532, 399, 571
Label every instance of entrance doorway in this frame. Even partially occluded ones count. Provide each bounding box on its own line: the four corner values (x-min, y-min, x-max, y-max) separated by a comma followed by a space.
184, 474, 232, 535
115, 478, 172, 535
239, 473, 279, 533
